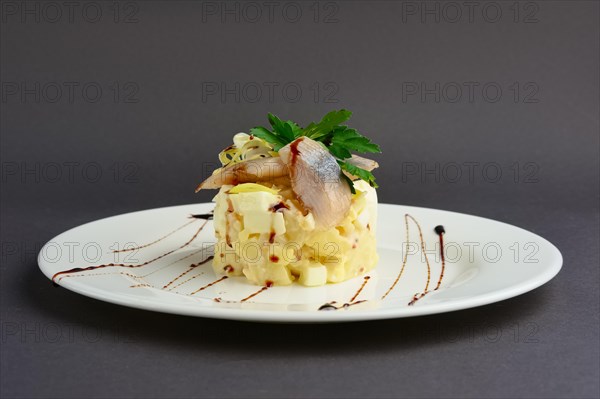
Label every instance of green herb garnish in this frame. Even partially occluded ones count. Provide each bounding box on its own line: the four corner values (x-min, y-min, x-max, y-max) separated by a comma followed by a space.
250, 110, 381, 191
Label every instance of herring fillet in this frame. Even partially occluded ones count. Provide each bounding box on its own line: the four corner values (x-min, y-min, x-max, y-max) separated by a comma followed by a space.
195, 157, 288, 191
279, 137, 352, 229
343, 154, 379, 180
347, 154, 379, 171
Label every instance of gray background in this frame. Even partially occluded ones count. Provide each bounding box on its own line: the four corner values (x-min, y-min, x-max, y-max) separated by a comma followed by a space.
1, 0, 599, 397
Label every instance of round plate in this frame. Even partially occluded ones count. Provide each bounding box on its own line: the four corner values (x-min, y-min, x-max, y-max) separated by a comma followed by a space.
38, 203, 562, 323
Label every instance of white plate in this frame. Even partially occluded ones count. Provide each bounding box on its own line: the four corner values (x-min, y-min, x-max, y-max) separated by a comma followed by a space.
38, 203, 562, 323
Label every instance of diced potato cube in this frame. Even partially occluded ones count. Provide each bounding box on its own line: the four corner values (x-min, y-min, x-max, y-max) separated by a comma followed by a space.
298, 264, 328, 286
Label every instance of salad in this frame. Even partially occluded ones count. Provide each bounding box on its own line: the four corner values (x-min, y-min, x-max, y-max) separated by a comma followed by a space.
195, 110, 381, 286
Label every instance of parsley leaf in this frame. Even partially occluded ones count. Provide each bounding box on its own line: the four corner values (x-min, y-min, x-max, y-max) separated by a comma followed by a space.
330, 127, 381, 154
267, 113, 295, 143
304, 110, 352, 140
249, 126, 287, 151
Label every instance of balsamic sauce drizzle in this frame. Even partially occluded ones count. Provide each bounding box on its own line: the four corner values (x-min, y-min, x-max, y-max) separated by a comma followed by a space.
433, 225, 446, 290
318, 300, 367, 311
381, 214, 446, 307
130, 283, 152, 288
240, 285, 271, 302
167, 260, 214, 291
112, 219, 197, 253
350, 276, 371, 302
239, 281, 274, 302
289, 138, 301, 167
408, 224, 446, 306
189, 213, 214, 220
136, 248, 205, 279
64, 270, 144, 281
190, 276, 228, 295
410, 214, 432, 293
404, 214, 433, 304
51, 213, 225, 299
52, 219, 209, 283
162, 256, 214, 290
381, 214, 412, 300
318, 275, 371, 311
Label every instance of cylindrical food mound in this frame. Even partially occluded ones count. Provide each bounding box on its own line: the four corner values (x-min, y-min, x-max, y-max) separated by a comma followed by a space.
212, 180, 378, 286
